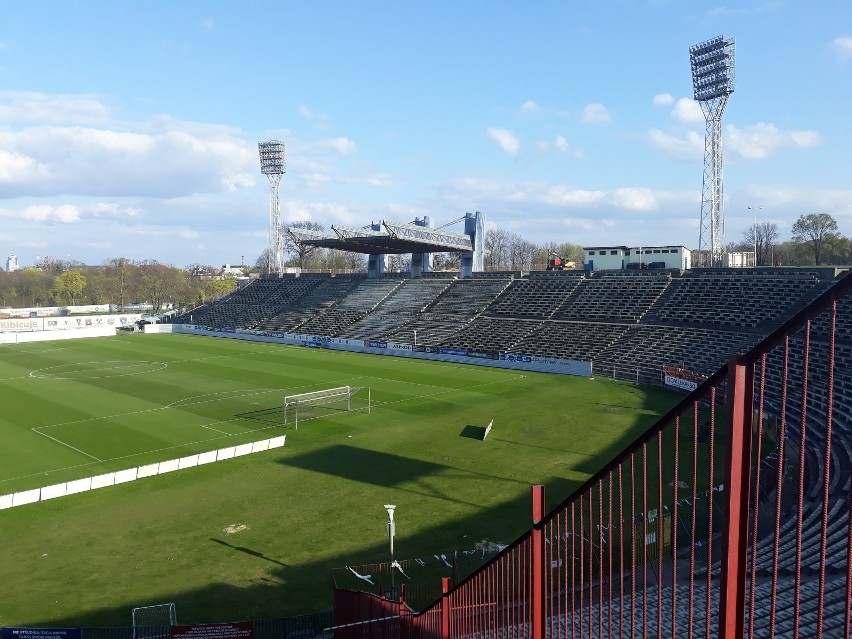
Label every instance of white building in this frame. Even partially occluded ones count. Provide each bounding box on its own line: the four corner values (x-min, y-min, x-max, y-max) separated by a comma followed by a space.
6, 254, 19, 272
583, 246, 630, 271
583, 246, 691, 271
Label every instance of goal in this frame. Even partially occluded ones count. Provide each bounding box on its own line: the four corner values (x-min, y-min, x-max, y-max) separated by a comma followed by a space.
284, 385, 370, 429
132, 602, 176, 639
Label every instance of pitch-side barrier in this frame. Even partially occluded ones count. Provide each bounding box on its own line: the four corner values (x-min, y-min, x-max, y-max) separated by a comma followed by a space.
0, 436, 285, 511
175, 325, 592, 377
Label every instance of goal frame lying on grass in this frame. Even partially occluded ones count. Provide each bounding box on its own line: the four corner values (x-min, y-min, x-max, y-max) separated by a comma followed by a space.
283, 385, 370, 429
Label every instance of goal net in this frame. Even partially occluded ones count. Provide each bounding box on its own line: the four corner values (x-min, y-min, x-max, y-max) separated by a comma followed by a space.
284, 385, 370, 428
132, 603, 176, 639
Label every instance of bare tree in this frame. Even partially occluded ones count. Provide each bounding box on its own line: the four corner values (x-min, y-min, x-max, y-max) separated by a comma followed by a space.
104, 257, 136, 309
742, 221, 780, 266
484, 228, 511, 270
283, 221, 326, 269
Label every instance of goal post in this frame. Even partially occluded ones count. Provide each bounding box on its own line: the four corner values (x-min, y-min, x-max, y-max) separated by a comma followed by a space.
132, 603, 176, 639
283, 385, 371, 428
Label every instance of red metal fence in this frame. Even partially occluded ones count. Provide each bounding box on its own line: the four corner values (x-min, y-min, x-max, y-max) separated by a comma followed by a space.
334, 271, 852, 638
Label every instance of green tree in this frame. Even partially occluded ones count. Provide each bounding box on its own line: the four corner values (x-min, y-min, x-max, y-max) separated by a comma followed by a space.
51, 269, 87, 305
198, 276, 237, 304
791, 213, 841, 265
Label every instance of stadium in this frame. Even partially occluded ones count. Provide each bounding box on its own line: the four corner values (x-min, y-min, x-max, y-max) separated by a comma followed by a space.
1, 21, 850, 639
2, 261, 852, 638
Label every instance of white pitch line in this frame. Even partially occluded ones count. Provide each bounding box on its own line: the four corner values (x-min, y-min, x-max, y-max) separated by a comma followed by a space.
200, 424, 231, 434
31, 428, 102, 462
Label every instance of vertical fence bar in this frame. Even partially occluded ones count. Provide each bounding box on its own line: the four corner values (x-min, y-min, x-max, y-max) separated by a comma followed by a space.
706, 387, 717, 639
672, 415, 680, 639
817, 300, 837, 639
618, 462, 625, 639
531, 485, 546, 639
631, 451, 637, 639
657, 429, 664, 639
794, 320, 811, 639
689, 401, 698, 639
719, 356, 755, 639
748, 353, 767, 639
769, 336, 790, 639
441, 577, 450, 639
642, 440, 649, 639
598, 478, 604, 639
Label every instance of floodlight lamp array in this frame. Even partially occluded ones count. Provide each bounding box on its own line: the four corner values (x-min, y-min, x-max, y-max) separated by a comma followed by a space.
258, 140, 286, 175
689, 35, 735, 102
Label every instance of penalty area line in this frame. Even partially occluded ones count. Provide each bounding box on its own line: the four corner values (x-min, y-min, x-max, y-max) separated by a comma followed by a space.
31, 428, 103, 462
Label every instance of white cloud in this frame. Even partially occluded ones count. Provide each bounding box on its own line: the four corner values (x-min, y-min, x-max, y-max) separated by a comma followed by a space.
316, 137, 357, 154
610, 188, 661, 211
649, 128, 704, 161
650, 122, 822, 162
90, 202, 142, 218
539, 185, 606, 206
0, 91, 111, 124
298, 105, 314, 117
671, 98, 703, 123
0, 204, 81, 223
581, 103, 612, 124
555, 135, 569, 153
200, 18, 215, 30
0, 150, 43, 181
0, 120, 258, 198
341, 173, 393, 187
832, 36, 852, 59
653, 93, 674, 106
487, 127, 520, 156
520, 100, 541, 113
725, 122, 822, 159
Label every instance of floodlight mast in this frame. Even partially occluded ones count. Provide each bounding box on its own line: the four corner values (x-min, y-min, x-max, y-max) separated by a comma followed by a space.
690, 35, 735, 267
258, 141, 286, 275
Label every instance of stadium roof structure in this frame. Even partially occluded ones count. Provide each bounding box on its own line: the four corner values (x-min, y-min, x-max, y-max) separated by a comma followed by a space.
287, 219, 474, 255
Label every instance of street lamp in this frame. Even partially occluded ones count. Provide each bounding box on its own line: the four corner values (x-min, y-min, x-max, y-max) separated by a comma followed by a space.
748, 206, 762, 266
384, 504, 396, 596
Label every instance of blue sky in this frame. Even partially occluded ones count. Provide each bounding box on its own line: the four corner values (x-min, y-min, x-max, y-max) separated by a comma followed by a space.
1, 0, 850, 268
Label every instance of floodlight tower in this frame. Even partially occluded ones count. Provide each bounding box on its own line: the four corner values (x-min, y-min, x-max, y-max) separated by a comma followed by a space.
258, 140, 286, 275
690, 35, 735, 267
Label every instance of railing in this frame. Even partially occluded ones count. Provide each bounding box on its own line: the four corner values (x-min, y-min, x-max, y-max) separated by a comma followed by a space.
335, 271, 852, 638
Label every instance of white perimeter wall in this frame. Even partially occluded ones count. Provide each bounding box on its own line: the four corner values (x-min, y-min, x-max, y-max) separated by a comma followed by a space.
0, 326, 117, 344
0, 436, 285, 511
0, 314, 143, 333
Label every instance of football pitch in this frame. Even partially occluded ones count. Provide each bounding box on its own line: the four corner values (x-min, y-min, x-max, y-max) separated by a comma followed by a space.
0, 333, 680, 627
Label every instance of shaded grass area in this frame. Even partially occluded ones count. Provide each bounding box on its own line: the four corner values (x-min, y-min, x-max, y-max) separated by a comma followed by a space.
0, 334, 680, 626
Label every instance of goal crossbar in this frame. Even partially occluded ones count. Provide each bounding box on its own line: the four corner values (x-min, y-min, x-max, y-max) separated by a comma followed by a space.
284, 386, 369, 428
284, 386, 353, 409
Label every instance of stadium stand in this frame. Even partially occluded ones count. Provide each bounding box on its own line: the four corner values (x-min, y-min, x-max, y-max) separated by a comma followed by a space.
644, 270, 829, 330
485, 270, 584, 319
553, 272, 672, 323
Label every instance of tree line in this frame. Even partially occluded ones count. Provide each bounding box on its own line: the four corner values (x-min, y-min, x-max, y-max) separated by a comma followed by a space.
2, 213, 846, 311
0, 258, 237, 312
736, 213, 849, 267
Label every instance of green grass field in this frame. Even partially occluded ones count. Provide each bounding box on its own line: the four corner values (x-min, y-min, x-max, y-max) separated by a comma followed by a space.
0, 333, 680, 627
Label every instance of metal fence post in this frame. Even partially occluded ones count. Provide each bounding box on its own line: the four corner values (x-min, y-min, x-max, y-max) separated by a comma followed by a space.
719, 355, 754, 639
531, 485, 546, 639
441, 577, 451, 639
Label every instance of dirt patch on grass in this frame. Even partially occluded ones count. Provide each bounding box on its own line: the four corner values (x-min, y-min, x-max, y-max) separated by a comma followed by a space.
223, 524, 248, 534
